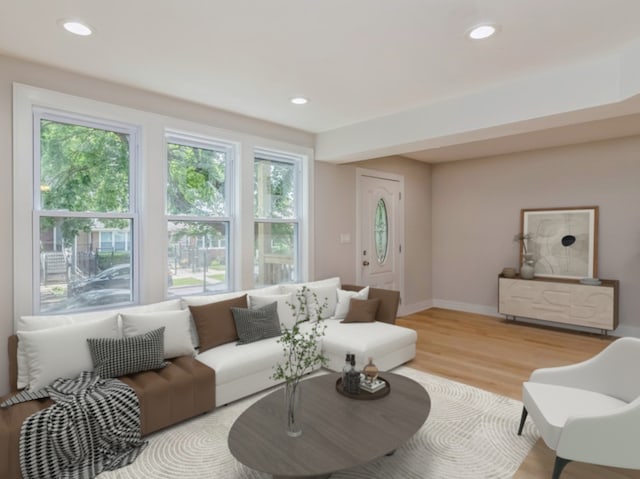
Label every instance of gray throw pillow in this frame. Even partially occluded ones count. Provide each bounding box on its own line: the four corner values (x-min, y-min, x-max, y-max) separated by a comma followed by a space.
87, 327, 168, 378
231, 302, 281, 345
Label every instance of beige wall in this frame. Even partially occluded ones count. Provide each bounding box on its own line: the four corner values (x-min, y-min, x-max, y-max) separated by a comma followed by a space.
314, 156, 433, 311
431, 136, 640, 335
2, 52, 638, 396
0, 54, 314, 396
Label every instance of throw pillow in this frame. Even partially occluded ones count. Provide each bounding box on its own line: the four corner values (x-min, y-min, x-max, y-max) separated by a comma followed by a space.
249, 292, 296, 329
189, 294, 248, 352
334, 286, 370, 319
16, 314, 73, 389
231, 302, 281, 345
15, 299, 182, 389
280, 277, 341, 320
341, 298, 381, 324
120, 309, 196, 359
87, 327, 168, 378
17, 315, 120, 392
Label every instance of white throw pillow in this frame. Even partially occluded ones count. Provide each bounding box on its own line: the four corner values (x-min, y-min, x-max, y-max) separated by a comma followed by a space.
18, 315, 119, 392
280, 277, 341, 320
306, 277, 341, 320
249, 292, 296, 329
17, 312, 109, 389
334, 286, 370, 319
15, 299, 182, 389
121, 310, 196, 359
181, 292, 246, 308
119, 298, 182, 314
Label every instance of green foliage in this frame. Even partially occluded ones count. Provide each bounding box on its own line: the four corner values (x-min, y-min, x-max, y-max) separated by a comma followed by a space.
272, 286, 328, 385
39, 119, 131, 246
40, 120, 130, 214
167, 142, 226, 216
172, 277, 203, 287
254, 158, 295, 219
168, 221, 226, 248
96, 251, 130, 271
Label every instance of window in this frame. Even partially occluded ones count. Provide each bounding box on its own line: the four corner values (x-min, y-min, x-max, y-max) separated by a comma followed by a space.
14, 85, 313, 319
35, 110, 138, 313
254, 151, 301, 286
374, 198, 389, 264
166, 133, 233, 296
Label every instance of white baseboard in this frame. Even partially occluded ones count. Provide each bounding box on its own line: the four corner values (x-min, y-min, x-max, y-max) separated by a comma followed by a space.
411, 299, 640, 339
432, 299, 500, 318
398, 299, 433, 317
610, 324, 640, 338
424, 299, 640, 338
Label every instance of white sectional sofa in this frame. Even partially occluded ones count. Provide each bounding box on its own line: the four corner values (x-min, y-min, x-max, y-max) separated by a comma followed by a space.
2, 277, 415, 479
8, 276, 415, 408
186, 277, 417, 405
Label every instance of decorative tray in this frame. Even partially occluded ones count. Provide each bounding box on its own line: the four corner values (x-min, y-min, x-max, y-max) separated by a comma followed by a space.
335, 377, 390, 400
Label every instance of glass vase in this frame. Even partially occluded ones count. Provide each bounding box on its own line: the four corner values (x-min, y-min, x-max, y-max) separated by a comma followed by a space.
284, 380, 302, 437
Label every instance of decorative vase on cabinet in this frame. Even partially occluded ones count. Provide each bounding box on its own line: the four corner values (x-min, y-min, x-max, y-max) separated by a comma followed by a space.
520, 253, 536, 279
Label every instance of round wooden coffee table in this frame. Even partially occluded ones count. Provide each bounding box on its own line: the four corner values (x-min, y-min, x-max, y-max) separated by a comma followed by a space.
228, 372, 430, 479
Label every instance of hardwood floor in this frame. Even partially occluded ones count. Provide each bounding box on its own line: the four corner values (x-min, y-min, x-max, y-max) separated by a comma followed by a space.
396, 308, 640, 479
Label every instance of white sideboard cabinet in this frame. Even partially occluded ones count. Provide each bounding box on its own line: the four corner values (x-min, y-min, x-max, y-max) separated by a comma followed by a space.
498, 275, 619, 332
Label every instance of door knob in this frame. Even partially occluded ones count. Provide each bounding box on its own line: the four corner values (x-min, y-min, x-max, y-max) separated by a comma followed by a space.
362, 261, 370, 266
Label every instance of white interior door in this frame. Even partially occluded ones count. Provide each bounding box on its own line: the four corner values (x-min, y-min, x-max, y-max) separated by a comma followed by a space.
356, 169, 404, 297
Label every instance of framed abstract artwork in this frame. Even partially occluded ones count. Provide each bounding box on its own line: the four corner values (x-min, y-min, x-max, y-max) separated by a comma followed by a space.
520, 206, 598, 279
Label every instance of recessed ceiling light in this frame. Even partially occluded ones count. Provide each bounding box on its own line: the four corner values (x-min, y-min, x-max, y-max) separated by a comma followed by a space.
290, 97, 309, 105
468, 24, 497, 40
60, 20, 93, 36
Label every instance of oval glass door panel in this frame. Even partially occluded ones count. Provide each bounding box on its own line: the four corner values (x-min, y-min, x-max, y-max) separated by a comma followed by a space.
374, 198, 389, 264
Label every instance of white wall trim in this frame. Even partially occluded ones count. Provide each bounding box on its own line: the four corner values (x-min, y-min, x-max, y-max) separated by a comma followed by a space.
399, 299, 433, 317
430, 299, 640, 339
432, 299, 500, 318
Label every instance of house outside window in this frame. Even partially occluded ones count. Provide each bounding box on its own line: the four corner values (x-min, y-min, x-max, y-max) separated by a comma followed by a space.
254, 151, 301, 286
35, 110, 138, 313
166, 133, 233, 296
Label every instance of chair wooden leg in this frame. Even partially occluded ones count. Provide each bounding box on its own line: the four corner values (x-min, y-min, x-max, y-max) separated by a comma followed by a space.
552, 456, 571, 479
517, 407, 528, 435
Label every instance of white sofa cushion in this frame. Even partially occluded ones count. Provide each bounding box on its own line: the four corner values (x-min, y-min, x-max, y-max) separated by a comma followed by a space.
318, 320, 417, 369
281, 277, 340, 320
18, 315, 119, 391
248, 292, 296, 329
196, 336, 284, 385
182, 291, 247, 308
334, 286, 370, 319
182, 286, 282, 308
121, 309, 196, 358
16, 299, 182, 388
522, 381, 628, 450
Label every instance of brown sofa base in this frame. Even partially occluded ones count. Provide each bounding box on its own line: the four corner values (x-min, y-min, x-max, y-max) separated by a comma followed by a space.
0, 346, 215, 479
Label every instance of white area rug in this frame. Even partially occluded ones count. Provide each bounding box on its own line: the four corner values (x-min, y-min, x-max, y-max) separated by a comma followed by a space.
99, 367, 539, 479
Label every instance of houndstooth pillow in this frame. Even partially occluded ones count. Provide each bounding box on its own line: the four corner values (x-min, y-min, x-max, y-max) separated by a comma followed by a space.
87, 327, 168, 378
231, 302, 281, 345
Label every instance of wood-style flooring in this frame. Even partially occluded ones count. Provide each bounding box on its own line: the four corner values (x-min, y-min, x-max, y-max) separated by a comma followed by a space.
396, 308, 640, 479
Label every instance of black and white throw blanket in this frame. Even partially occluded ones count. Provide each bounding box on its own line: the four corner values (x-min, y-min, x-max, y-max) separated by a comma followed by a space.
6, 372, 147, 479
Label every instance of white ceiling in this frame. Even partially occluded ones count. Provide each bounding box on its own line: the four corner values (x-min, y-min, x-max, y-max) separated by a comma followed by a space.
2, 0, 640, 163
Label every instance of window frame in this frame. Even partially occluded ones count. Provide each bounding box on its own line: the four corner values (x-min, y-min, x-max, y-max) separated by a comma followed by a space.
32, 108, 140, 313
13, 83, 314, 323
165, 131, 236, 295
253, 148, 303, 285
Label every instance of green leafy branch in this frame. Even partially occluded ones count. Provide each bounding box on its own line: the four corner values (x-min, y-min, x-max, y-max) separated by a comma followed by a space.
272, 286, 328, 384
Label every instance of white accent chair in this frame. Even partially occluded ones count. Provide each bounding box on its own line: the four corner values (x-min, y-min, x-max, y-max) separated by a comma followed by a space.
517, 337, 640, 479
